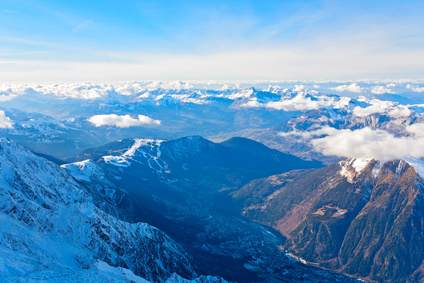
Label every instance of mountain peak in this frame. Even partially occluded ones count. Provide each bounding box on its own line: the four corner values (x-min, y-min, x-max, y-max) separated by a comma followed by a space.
339, 157, 374, 182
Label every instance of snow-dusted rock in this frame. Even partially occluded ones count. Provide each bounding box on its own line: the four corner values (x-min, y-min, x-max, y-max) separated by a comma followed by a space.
0, 138, 195, 282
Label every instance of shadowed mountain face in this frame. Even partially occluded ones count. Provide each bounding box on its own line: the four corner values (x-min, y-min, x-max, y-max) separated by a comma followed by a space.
64, 136, 362, 282
4, 85, 424, 282
72, 136, 323, 232
75, 135, 322, 194
0, 138, 197, 283
233, 158, 424, 282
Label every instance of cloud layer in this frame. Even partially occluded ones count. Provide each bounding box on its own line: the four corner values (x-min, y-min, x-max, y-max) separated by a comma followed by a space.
405, 123, 424, 138
352, 100, 412, 118
279, 126, 340, 140
331, 83, 363, 93
407, 84, 424, 93
88, 114, 160, 128
0, 111, 14, 128
371, 85, 395, 94
36, 84, 111, 99
311, 127, 424, 161
265, 93, 330, 111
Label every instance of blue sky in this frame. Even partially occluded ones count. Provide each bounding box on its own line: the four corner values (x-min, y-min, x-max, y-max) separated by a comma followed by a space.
1, 0, 423, 82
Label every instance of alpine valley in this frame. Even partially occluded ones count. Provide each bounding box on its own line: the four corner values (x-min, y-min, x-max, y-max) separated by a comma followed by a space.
1, 81, 424, 282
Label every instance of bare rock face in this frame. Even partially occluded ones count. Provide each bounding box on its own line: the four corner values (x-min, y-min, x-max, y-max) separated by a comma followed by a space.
233, 157, 424, 282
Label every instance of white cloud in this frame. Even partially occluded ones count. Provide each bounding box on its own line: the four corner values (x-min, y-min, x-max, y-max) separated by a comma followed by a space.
88, 114, 160, 128
352, 100, 411, 118
278, 126, 340, 140
406, 123, 424, 138
387, 106, 412, 118
406, 84, 424, 92
331, 83, 363, 93
146, 81, 193, 90
293, 85, 306, 92
386, 83, 396, 88
0, 111, 14, 128
371, 85, 395, 94
0, 84, 29, 101
0, 84, 28, 95
114, 82, 146, 96
241, 100, 262, 108
265, 93, 329, 111
35, 83, 111, 99
311, 127, 424, 161
238, 90, 352, 112
2, 38, 424, 83
352, 105, 383, 116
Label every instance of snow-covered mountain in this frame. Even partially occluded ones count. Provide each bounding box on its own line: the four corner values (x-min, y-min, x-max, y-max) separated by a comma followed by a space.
3, 82, 424, 282
62, 136, 362, 282
65, 136, 321, 208
0, 85, 422, 163
0, 138, 203, 282
0, 135, 357, 282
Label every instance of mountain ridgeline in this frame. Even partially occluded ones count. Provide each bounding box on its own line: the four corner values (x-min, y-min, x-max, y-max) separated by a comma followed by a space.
75, 136, 322, 187
63, 136, 361, 282
3, 85, 424, 282
5, 130, 424, 282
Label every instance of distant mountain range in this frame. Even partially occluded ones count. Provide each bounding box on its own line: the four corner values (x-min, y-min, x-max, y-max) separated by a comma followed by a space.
2, 84, 424, 282
0, 86, 421, 163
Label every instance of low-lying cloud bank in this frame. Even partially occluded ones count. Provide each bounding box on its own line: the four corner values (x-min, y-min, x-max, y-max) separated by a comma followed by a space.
88, 114, 161, 128
407, 84, 424, 93
36, 84, 111, 100
311, 127, 424, 161
265, 93, 330, 111
241, 92, 353, 112
371, 85, 395, 94
0, 111, 13, 128
0, 81, 423, 101
331, 83, 363, 93
405, 123, 424, 138
278, 126, 340, 140
352, 100, 412, 118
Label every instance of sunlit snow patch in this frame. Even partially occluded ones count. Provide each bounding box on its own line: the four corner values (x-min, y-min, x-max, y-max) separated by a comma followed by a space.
61, 159, 98, 181
339, 156, 373, 182
103, 139, 163, 167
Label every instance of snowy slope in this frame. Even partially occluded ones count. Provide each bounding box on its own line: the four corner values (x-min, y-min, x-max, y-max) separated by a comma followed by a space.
1, 258, 150, 283
0, 138, 195, 282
